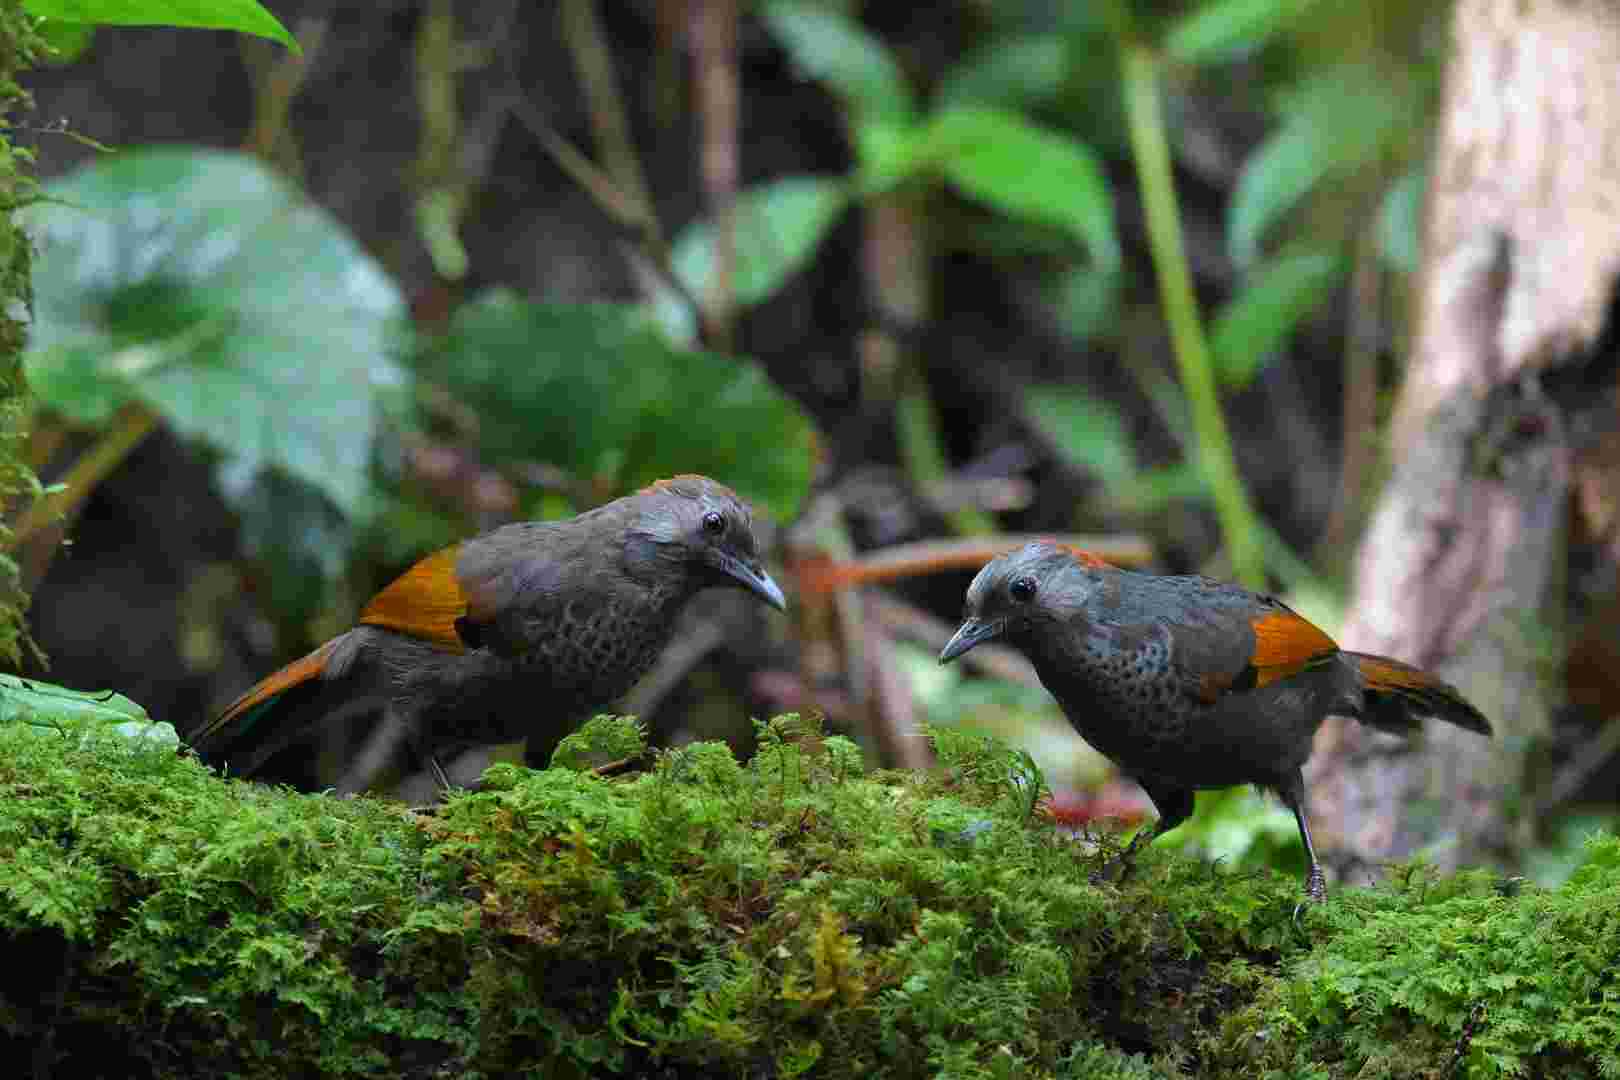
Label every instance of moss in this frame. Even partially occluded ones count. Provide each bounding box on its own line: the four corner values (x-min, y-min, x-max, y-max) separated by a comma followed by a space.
0, 0, 45, 669
2, 711, 1618, 1077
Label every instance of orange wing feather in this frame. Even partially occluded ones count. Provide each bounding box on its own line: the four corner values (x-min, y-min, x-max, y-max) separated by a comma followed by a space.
357, 544, 470, 653
1248, 609, 1338, 687
194, 640, 336, 743
1352, 654, 1441, 693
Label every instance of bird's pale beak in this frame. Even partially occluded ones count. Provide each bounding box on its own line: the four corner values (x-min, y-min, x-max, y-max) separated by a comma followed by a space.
714, 550, 788, 611
939, 617, 1002, 663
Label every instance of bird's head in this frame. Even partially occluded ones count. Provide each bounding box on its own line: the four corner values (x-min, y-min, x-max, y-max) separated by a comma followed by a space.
939, 540, 1109, 663
624, 474, 786, 611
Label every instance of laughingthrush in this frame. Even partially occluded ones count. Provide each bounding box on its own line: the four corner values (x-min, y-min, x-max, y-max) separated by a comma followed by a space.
192, 475, 786, 791
939, 541, 1490, 900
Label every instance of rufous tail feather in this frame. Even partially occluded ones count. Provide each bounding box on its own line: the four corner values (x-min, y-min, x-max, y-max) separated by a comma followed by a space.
1347, 652, 1491, 736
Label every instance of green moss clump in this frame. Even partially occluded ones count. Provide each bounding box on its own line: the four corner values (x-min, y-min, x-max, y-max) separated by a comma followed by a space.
3, 710, 1619, 1077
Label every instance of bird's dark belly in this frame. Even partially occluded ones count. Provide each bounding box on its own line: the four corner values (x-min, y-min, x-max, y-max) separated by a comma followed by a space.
1048, 670, 1353, 791
388, 605, 672, 749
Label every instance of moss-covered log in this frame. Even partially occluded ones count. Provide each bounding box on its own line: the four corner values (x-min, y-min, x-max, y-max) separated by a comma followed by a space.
2, 712, 1617, 1079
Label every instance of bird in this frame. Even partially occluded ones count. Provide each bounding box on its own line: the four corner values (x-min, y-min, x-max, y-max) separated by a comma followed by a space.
938, 540, 1490, 901
191, 475, 787, 793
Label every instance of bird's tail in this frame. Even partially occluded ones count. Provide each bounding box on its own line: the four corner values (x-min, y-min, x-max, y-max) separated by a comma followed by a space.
188, 639, 340, 776
1345, 652, 1491, 737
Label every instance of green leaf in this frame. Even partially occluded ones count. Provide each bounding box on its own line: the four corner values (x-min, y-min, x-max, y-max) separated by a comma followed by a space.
35, 18, 95, 62
1227, 122, 1328, 270
1376, 165, 1425, 273
925, 107, 1119, 270
1228, 67, 1411, 267
0, 674, 149, 728
1024, 387, 1134, 486
936, 34, 1068, 111
24, 147, 405, 519
419, 291, 816, 521
671, 176, 849, 310
761, 1, 916, 131
1166, 0, 1321, 65
1210, 250, 1344, 387
22, 0, 298, 50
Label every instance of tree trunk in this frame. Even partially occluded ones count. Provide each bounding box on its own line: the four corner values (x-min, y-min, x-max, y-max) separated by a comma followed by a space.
1315, 0, 1620, 878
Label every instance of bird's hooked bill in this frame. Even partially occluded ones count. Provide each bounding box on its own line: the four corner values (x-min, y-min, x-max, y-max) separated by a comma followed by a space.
939, 617, 1002, 663
715, 550, 788, 611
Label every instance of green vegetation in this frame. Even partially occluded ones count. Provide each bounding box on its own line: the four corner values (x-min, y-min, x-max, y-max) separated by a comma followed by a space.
3, 710, 1616, 1078
0, 0, 44, 668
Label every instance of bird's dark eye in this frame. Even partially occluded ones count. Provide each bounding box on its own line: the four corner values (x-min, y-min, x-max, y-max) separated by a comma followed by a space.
701, 510, 726, 536
1009, 576, 1037, 602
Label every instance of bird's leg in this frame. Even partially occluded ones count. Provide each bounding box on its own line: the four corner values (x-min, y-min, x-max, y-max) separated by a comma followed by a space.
1091, 784, 1193, 886
1279, 770, 1327, 906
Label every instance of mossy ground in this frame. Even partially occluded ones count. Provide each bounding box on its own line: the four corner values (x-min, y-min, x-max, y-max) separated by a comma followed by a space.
2, 711, 1617, 1079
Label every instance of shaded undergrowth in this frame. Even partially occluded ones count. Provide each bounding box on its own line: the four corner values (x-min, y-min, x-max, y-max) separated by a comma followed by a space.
1, 712, 1616, 1078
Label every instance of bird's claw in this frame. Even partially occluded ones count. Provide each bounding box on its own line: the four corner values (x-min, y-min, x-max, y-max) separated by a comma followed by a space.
1090, 853, 1136, 888
1291, 863, 1328, 929
1305, 863, 1327, 903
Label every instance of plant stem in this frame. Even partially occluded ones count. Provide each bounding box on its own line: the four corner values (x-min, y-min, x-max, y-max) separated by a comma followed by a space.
1120, 42, 1264, 586
9, 404, 159, 548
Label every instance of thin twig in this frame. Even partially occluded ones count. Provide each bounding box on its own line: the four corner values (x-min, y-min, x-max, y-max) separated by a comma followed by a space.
9, 404, 159, 549
558, 0, 660, 245
240, 15, 328, 173
691, 0, 739, 348
791, 532, 1154, 594
503, 93, 705, 323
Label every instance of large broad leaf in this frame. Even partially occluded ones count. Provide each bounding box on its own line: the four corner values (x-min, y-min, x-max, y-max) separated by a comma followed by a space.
1210, 250, 1344, 388
761, 1, 916, 132
25, 147, 405, 519
936, 34, 1068, 111
671, 176, 849, 310
0, 673, 179, 748
1166, 0, 1321, 65
419, 292, 815, 521
22, 0, 297, 50
923, 107, 1119, 271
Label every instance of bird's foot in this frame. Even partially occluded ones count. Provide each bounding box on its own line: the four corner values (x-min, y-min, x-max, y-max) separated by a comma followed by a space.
1089, 853, 1138, 888
1304, 863, 1327, 903
1291, 863, 1328, 928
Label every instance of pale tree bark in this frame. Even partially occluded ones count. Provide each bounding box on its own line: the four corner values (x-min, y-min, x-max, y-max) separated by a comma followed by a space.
1312, 0, 1620, 879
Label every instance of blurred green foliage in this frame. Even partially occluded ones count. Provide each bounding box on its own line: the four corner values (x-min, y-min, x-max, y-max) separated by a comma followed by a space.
20, 148, 817, 634
21, 0, 296, 53
415, 289, 814, 523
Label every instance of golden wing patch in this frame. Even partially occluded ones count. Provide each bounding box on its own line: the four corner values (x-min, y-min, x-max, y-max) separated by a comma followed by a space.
1248, 609, 1338, 687
358, 544, 470, 653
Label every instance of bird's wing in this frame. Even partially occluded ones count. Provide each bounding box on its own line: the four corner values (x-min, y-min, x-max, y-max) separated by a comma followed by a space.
357, 544, 470, 653
1188, 603, 1338, 704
